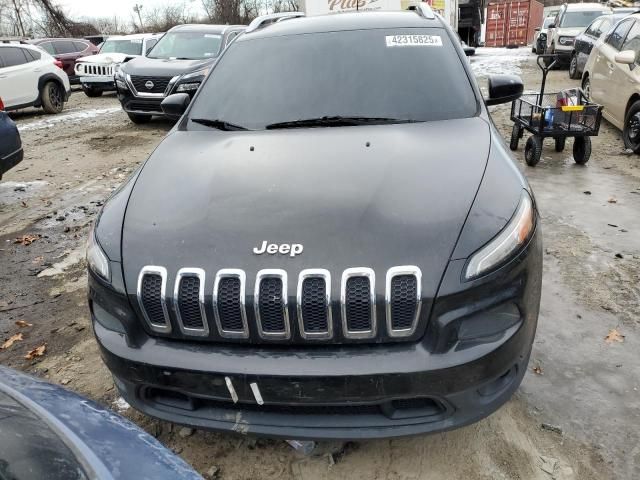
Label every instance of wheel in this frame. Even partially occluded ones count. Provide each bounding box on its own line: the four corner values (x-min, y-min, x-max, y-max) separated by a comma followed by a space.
127, 112, 152, 124
569, 54, 580, 79
524, 135, 543, 166
623, 100, 640, 154
582, 77, 591, 100
41, 81, 64, 114
510, 124, 522, 151
82, 85, 103, 97
573, 137, 591, 164
554, 136, 566, 152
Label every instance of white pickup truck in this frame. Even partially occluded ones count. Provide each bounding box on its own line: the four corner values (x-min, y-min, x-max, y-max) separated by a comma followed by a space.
75, 33, 162, 97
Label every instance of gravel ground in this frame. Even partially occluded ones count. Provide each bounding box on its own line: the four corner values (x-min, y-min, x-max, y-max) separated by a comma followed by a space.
1, 50, 638, 479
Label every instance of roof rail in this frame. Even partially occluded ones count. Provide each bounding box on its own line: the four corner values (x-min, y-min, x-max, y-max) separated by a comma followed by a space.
246, 12, 305, 33
407, 3, 435, 20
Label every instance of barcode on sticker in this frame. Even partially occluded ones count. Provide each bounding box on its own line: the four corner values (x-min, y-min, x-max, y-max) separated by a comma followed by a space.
385, 35, 442, 47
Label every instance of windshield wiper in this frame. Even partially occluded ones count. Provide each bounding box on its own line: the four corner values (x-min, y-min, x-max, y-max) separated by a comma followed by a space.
191, 118, 249, 131
265, 116, 417, 130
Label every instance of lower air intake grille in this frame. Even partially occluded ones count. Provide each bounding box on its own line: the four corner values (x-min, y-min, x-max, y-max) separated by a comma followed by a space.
345, 276, 372, 332
258, 277, 286, 333
301, 277, 328, 333
218, 277, 243, 331
177, 276, 204, 330
141, 274, 165, 325
390, 275, 418, 330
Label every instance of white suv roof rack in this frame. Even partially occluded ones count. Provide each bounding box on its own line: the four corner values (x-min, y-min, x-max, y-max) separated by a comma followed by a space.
407, 3, 436, 20
246, 12, 306, 33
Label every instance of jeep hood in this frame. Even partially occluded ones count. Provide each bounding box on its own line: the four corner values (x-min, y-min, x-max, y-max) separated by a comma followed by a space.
77, 52, 136, 65
122, 56, 214, 77
556, 27, 584, 37
121, 118, 490, 299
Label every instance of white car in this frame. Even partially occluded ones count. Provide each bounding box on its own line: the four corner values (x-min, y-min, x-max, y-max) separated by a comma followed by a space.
0, 43, 71, 114
75, 33, 162, 97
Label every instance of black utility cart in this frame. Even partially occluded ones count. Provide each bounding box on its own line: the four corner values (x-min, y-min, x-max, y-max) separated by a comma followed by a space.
510, 55, 603, 166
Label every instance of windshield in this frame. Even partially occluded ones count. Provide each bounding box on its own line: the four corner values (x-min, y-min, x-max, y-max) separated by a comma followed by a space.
99, 39, 143, 56
147, 32, 222, 59
561, 11, 610, 28
188, 29, 477, 131
0, 391, 88, 480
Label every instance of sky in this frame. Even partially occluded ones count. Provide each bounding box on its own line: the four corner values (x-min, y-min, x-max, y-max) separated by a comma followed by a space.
57, 0, 205, 20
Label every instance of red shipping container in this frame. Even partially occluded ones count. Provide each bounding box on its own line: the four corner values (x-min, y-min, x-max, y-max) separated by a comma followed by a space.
485, 0, 544, 47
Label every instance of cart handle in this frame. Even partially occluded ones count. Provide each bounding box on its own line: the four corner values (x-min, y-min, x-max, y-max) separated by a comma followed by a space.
537, 54, 558, 72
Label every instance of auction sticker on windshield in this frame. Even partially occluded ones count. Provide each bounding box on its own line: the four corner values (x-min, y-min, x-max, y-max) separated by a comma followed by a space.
385, 35, 442, 47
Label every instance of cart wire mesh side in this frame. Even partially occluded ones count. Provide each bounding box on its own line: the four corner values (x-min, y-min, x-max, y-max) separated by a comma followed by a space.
510, 91, 603, 137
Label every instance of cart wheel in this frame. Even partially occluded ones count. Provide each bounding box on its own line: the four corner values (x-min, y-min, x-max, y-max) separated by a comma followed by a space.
573, 137, 591, 165
510, 124, 522, 151
554, 136, 566, 152
525, 136, 543, 167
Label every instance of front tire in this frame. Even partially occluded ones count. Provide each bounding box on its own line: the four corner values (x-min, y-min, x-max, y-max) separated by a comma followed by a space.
510, 123, 522, 151
41, 81, 64, 114
127, 112, 152, 124
623, 100, 640, 153
82, 85, 103, 97
573, 137, 591, 164
569, 54, 580, 79
525, 135, 543, 167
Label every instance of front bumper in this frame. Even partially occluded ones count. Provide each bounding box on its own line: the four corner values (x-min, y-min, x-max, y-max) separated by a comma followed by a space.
1, 147, 23, 178
89, 228, 542, 440
118, 91, 164, 116
80, 76, 115, 91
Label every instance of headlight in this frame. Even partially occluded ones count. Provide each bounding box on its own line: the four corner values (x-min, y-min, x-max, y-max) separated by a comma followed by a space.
181, 67, 210, 80
176, 82, 201, 92
465, 192, 535, 280
87, 226, 110, 282
559, 36, 574, 46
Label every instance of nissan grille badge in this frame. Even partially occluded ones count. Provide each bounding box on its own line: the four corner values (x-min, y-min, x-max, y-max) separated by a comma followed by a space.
253, 241, 303, 257
145, 80, 154, 90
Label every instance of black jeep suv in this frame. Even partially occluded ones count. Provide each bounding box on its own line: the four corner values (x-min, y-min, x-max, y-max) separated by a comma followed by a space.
115, 24, 245, 124
88, 8, 542, 440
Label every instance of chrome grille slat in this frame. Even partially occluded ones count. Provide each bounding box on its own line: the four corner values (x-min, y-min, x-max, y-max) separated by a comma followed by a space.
341, 268, 376, 339
213, 269, 249, 339
255, 269, 290, 340
297, 269, 332, 340
137, 266, 171, 333
386, 266, 422, 338
173, 268, 208, 337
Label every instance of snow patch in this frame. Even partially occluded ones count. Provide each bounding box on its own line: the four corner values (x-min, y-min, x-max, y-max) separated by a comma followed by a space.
18, 107, 121, 132
0, 181, 49, 192
112, 397, 130, 413
470, 47, 531, 77
37, 246, 85, 278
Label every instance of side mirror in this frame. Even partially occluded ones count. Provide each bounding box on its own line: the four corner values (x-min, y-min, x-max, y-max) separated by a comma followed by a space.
548, 23, 556, 29
615, 50, 635, 65
485, 75, 524, 106
161, 93, 190, 119
463, 46, 475, 56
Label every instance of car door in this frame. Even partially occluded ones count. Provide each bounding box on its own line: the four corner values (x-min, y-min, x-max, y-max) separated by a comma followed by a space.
53, 40, 80, 78
0, 46, 39, 107
590, 18, 633, 105
608, 20, 640, 127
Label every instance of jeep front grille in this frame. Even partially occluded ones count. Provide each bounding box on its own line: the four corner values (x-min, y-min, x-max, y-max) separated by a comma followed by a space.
78, 63, 114, 76
136, 266, 423, 343
174, 268, 208, 336
137, 266, 170, 333
255, 270, 289, 339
